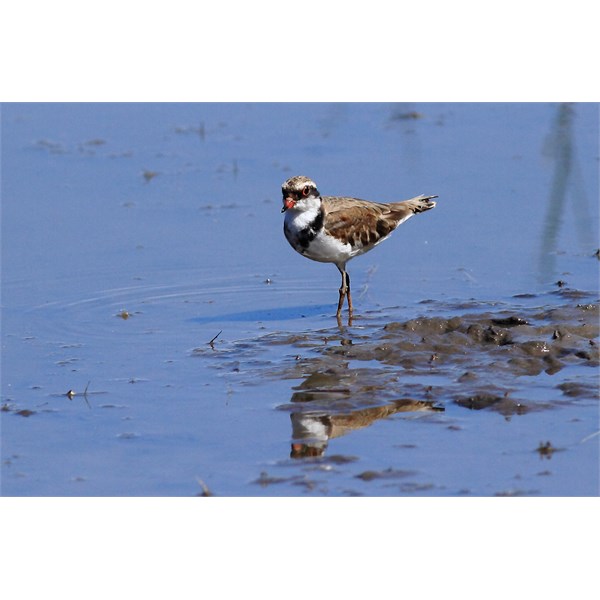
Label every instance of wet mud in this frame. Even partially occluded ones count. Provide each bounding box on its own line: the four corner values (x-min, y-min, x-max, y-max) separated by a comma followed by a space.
194, 293, 599, 466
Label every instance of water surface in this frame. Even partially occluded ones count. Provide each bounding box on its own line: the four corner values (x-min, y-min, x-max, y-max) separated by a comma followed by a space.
2, 102, 598, 496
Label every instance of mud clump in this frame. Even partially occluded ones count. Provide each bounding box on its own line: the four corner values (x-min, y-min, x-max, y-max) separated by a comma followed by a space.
455, 393, 505, 410
356, 468, 416, 482
384, 316, 462, 334
556, 381, 598, 398
454, 393, 530, 416
344, 305, 598, 380
466, 324, 513, 346
519, 340, 552, 356
490, 316, 529, 327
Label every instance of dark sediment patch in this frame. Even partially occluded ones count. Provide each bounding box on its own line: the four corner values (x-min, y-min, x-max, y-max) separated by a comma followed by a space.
194, 300, 598, 396
355, 468, 416, 482
454, 392, 534, 416
556, 381, 599, 398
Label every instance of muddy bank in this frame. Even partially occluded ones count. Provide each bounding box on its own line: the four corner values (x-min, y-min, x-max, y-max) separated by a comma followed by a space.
195, 296, 598, 397
192, 295, 599, 458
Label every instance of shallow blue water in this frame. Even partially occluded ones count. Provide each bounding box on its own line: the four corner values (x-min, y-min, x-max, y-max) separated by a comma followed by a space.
2, 102, 598, 496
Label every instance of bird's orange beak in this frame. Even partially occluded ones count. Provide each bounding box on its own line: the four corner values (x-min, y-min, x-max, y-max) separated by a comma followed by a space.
281, 197, 296, 213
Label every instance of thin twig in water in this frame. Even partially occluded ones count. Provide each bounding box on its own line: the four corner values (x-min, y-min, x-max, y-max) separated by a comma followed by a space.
208, 330, 222, 349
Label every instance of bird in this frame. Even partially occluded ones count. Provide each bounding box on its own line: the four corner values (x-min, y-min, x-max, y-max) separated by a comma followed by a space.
281, 175, 437, 319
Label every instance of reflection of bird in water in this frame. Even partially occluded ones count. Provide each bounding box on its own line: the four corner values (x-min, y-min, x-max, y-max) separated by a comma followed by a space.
290, 399, 444, 459
539, 103, 595, 282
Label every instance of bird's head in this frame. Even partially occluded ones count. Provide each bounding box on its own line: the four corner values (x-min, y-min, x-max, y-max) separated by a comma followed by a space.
281, 175, 320, 213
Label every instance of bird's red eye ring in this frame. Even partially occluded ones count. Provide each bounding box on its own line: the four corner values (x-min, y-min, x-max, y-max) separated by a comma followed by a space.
302, 186, 310, 197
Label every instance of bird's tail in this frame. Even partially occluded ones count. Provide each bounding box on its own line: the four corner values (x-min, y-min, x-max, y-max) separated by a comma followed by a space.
400, 194, 438, 214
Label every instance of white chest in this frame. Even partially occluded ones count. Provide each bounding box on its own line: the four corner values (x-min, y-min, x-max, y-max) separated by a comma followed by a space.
284, 221, 354, 265
284, 196, 360, 265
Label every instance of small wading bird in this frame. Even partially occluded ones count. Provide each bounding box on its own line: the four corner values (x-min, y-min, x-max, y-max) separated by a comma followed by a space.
281, 175, 437, 320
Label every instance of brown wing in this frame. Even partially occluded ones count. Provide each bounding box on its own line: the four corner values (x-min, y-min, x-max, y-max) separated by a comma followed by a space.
322, 195, 434, 249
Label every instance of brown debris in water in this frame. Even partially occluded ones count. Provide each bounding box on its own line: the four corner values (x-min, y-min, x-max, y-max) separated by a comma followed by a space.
15, 409, 36, 417
536, 441, 560, 459
142, 170, 159, 183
